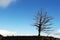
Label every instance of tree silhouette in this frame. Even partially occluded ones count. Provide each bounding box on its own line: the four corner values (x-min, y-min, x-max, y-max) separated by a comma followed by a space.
33, 10, 53, 36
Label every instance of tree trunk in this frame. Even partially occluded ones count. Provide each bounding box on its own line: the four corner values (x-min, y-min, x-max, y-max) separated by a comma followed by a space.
38, 27, 41, 36
38, 27, 41, 40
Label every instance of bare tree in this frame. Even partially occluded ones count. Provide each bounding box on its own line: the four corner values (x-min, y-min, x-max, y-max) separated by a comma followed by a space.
33, 10, 53, 36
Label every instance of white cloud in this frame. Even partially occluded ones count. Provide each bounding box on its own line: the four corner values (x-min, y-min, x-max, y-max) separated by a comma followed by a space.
0, 30, 17, 36
52, 29, 60, 38
55, 29, 60, 35
41, 32, 48, 36
1, 29, 60, 38
0, 0, 16, 8
40, 30, 60, 38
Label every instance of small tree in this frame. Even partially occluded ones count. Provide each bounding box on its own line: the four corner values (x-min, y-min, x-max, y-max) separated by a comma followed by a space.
33, 10, 53, 36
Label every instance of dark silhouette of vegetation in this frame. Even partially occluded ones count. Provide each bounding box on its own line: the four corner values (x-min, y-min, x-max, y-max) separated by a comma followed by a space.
0, 35, 59, 40
33, 10, 53, 36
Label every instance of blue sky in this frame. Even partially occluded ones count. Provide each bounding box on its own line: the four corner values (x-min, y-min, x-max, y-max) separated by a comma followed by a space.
0, 0, 60, 37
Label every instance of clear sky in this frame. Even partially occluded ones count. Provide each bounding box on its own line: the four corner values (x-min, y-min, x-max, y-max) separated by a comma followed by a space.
0, 0, 60, 37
